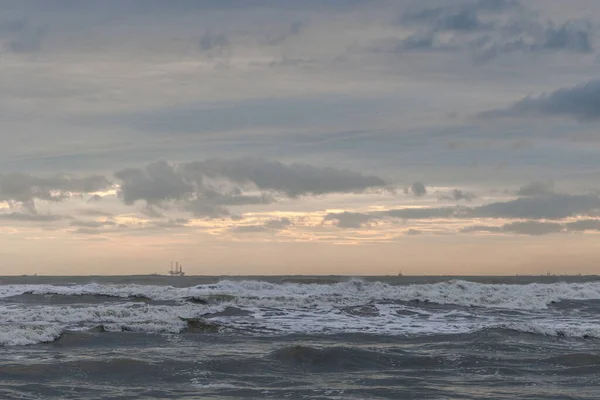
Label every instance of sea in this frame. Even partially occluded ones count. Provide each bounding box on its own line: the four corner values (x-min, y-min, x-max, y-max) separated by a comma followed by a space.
1, 275, 599, 399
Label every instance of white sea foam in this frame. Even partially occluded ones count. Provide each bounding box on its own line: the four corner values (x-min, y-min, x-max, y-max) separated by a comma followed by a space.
210, 303, 484, 336
2, 279, 600, 310
2, 280, 600, 344
0, 323, 63, 346
496, 321, 600, 339
0, 302, 230, 343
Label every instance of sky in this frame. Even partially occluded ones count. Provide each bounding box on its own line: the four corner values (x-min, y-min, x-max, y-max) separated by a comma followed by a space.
1, 0, 600, 276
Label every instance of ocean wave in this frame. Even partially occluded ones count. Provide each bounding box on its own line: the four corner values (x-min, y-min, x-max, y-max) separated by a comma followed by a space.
272, 345, 377, 371
190, 382, 238, 390
2, 306, 599, 346
0, 302, 233, 343
2, 280, 600, 345
3, 279, 600, 310
493, 322, 600, 339
0, 300, 481, 343
270, 345, 386, 369
207, 345, 447, 374
0, 324, 63, 346
543, 353, 600, 367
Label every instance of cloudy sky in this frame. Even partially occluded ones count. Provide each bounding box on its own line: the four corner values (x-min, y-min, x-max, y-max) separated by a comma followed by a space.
2, 0, 600, 276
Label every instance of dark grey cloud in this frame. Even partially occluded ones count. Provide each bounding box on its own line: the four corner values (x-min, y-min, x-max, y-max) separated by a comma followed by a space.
266, 20, 305, 45
390, 0, 594, 63
140, 206, 165, 218
399, 0, 519, 31
393, 32, 458, 53
0, 212, 65, 222
115, 159, 385, 217
1, 0, 598, 244
458, 193, 600, 219
172, 187, 273, 218
472, 194, 600, 219
565, 219, 600, 231
432, 9, 485, 32
0, 173, 111, 207
116, 158, 384, 217
479, 80, 600, 121
114, 161, 194, 206
398, 5, 445, 24
463, 218, 600, 235
399, 1, 506, 32
473, 21, 595, 61
231, 217, 293, 233
323, 212, 378, 229
516, 182, 554, 197
439, 189, 476, 202
404, 181, 427, 197
200, 189, 273, 207
405, 228, 422, 235
72, 218, 188, 235
181, 158, 386, 198
419, 9, 482, 32
386, 207, 461, 219
501, 221, 564, 235
264, 217, 292, 230
182, 201, 230, 218
198, 32, 229, 52
338, 192, 600, 226
542, 22, 594, 53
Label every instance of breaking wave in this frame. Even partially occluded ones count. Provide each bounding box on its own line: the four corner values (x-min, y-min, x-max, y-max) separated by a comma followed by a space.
0, 324, 63, 346
2, 279, 600, 310
493, 322, 600, 339
0, 302, 233, 346
2, 279, 600, 345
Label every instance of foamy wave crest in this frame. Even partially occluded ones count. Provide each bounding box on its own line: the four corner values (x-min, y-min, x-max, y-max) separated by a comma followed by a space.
0, 283, 179, 300
0, 324, 63, 346
3, 280, 600, 309
199, 279, 600, 310
0, 303, 230, 337
496, 322, 600, 339
2, 280, 600, 341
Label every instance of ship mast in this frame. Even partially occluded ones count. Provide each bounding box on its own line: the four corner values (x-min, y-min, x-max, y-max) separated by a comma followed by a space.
168, 261, 185, 276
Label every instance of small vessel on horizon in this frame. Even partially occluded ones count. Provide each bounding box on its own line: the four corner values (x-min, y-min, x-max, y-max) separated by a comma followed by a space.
168, 261, 185, 276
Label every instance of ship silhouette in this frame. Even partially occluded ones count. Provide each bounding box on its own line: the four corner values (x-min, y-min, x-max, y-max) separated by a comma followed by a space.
169, 261, 185, 276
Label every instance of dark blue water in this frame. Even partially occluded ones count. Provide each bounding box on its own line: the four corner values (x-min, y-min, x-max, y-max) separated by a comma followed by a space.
1, 276, 599, 399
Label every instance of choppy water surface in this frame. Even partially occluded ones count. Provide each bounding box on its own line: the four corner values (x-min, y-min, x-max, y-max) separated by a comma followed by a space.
1, 275, 599, 399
